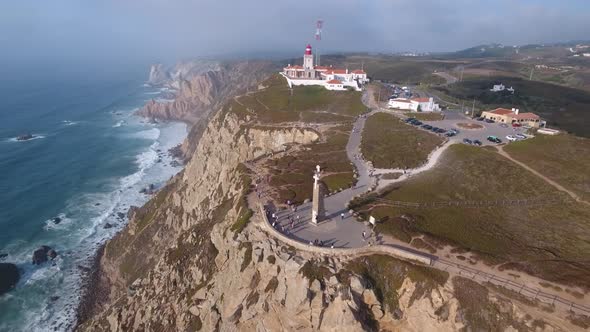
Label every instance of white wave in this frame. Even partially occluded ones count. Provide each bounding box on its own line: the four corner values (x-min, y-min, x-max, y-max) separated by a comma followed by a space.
43, 213, 73, 231
155, 98, 174, 103
132, 128, 160, 140
144, 91, 161, 95
62, 120, 77, 126
2, 122, 187, 332
113, 120, 125, 128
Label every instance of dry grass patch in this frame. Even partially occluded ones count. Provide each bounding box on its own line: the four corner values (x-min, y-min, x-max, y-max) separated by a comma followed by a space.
361, 112, 444, 169
352, 144, 590, 289
404, 112, 444, 121
504, 134, 590, 202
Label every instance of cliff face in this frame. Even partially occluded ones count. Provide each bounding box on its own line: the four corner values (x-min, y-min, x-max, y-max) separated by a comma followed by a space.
138, 61, 275, 124
78, 105, 579, 331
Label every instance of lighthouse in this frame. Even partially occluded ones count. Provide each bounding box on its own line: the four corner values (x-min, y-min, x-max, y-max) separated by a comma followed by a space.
303, 44, 314, 78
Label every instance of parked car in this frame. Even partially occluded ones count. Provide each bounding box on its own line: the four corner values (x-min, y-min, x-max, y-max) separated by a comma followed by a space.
487, 135, 502, 143
473, 139, 482, 146
412, 121, 423, 126
450, 128, 459, 134
445, 132, 456, 137
436, 128, 446, 134
405, 118, 416, 123
506, 135, 518, 142
512, 122, 521, 127
422, 124, 433, 129
500, 123, 509, 128
431, 127, 440, 132
463, 138, 473, 145
484, 119, 495, 123
476, 117, 484, 121
515, 133, 527, 139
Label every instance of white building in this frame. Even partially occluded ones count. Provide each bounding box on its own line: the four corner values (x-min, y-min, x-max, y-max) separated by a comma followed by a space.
388, 98, 417, 111
388, 97, 440, 112
282, 44, 369, 91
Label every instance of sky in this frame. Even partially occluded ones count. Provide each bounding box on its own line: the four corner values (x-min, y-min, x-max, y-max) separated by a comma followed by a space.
0, 0, 589, 66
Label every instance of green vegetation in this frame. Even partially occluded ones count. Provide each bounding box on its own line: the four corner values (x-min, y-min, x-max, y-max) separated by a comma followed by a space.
504, 134, 590, 201
346, 255, 448, 313
434, 76, 590, 137
339, 57, 455, 84
404, 112, 444, 121
229, 164, 254, 236
267, 124, 356, 203
239, 242, 253, 272
230, 208, 253, 234
352, 144, 590, 288
225, 74, 367, 204
453, 277, 529, 331
361, 113, 444, 169
299, 259, 332, 286
232, 74, 365, 124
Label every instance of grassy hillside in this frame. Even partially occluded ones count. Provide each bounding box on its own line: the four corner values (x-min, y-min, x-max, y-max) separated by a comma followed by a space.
229, 74, 366, 203
504, 135, 590, 201
434, 77, 590, 137
361, 113, 444, 169
351, 144, 590, 289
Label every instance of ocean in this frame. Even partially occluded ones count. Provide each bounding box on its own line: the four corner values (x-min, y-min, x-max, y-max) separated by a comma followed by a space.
0, 62, 186, 331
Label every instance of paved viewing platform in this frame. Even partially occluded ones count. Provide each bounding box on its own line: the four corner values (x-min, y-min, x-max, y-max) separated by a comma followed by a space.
269, 110, 377, 248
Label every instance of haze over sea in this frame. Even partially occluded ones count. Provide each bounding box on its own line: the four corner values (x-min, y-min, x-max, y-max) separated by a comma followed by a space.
0, 61, 186, 331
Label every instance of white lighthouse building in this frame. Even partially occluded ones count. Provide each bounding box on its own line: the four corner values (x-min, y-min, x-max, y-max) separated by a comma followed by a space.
282, 44, 369, 91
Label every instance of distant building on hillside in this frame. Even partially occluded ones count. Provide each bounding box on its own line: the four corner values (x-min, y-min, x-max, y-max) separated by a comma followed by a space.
490, 84, 515, 93
387, 97, 440, 112
481, 107, 543, 128
281, 44, 369, 91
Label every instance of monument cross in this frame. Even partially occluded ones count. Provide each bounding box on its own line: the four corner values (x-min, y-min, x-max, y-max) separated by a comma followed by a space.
311, 165, 325, 224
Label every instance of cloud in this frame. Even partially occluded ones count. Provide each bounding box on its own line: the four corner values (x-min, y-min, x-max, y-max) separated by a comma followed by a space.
0, 0, 588, 64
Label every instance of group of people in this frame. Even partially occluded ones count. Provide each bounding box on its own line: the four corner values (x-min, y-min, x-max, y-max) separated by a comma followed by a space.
269, 210, 302, 235
309, 238, 334, 248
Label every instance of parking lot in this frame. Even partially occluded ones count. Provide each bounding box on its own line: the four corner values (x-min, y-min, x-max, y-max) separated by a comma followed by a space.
405, 110, 531, 146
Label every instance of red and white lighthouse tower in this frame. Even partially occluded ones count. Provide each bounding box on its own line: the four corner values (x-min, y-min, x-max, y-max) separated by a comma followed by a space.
303, 44, 314, 71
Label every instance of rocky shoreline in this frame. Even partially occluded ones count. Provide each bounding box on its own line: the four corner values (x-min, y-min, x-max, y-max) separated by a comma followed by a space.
75, 244, 107, 328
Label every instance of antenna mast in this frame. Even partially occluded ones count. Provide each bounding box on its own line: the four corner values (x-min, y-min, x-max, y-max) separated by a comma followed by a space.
315, 20, 323, 66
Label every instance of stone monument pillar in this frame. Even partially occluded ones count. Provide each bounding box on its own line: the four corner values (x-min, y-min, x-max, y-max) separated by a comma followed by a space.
311, 165, 325, 224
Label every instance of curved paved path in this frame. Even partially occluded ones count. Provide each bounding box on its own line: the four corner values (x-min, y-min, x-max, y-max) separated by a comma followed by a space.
272, 110, 377, 248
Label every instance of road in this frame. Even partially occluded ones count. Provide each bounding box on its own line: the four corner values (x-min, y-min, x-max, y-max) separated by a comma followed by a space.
271, 110, 377, 248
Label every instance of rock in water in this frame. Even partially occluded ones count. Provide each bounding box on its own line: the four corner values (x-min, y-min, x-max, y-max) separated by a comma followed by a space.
0, 253, 7, 260
52, 217, 62, 224
16, 133, 34, 141
32, 246, 53, 265
0, 263, 20, 295
47, 249, 58, 260
104, 223, 113, 229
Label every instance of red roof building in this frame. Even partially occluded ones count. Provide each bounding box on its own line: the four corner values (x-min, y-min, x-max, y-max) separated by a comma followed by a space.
481, 108, 542, 128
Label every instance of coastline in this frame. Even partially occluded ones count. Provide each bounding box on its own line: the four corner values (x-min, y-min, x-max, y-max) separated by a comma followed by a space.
74, 116, 189, 330
75, 244, 107, 327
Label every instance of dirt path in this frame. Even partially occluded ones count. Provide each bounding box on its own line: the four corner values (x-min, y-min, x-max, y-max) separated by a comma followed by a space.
497, 145, 590, 206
